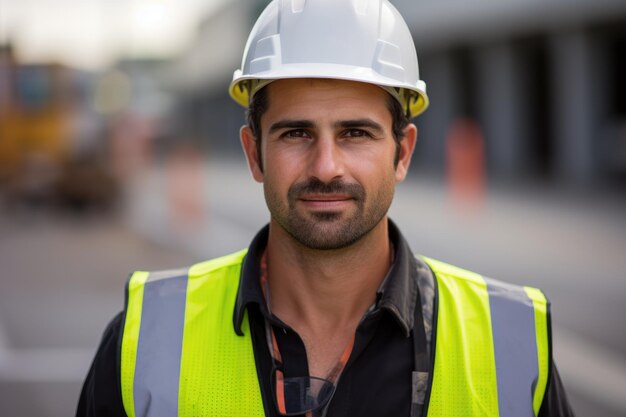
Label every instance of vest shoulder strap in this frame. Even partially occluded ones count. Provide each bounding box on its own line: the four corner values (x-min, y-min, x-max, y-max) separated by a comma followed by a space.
120, 249, 265, 417
421, 256, 550, 417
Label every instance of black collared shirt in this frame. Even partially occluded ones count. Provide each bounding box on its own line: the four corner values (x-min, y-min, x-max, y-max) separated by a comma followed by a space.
77, 221, 575, 417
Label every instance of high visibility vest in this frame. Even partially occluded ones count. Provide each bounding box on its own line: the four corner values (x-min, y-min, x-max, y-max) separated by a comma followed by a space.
120, 250, 549, 417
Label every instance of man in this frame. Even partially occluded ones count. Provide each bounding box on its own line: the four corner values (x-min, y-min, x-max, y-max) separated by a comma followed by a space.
78, 1, 575, 416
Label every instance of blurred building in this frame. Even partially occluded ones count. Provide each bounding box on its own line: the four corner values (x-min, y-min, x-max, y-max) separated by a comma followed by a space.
396, 0, 626, 186
159, 0, 626, 187
159, 0, 261, 156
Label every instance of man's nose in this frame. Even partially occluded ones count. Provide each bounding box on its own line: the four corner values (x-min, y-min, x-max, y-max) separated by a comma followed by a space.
307, 136, 344, 184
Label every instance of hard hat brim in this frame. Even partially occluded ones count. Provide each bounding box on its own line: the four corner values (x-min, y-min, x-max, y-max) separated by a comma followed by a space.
229, 63, 429, 118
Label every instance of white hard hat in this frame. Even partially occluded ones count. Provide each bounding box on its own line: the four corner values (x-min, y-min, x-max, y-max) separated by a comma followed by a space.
229, 0, 429, 118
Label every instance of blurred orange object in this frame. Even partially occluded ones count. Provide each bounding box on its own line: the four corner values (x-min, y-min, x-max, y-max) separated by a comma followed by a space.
446, 118, 486, 212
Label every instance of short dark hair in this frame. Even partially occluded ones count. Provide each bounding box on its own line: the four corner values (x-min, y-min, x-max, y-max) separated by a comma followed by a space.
246, 84, 411, 170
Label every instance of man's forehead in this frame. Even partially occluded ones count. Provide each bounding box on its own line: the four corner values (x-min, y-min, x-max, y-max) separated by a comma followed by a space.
266, 78, 387, 97
263, 78, 392, 119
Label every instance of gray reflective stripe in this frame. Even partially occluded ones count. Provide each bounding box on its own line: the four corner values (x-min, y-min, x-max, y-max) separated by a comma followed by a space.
146, 268, 189, 283
485, 277, 539, 417
135, 270, 189, 417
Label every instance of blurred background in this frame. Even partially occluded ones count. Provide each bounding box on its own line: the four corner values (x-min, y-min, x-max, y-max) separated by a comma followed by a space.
1, 0, 625, 415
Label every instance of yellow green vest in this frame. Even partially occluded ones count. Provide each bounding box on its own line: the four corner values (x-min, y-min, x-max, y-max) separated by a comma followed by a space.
120, 250, 549, 417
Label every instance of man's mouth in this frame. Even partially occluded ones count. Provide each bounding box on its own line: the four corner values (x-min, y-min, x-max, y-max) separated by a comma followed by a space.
300, 194, 353, 202
298, 194, 354, 208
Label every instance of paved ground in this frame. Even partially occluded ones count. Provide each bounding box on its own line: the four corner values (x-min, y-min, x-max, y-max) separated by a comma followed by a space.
1, 156, 625, 416
0, 210, 197, 416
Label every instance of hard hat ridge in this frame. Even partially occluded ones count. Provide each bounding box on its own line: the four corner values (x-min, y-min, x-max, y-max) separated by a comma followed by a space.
229, 0, 429, 118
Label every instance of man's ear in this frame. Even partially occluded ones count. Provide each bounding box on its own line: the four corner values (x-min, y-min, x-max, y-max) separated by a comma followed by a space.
395, 123, 417, 183
240, 126, 264, 182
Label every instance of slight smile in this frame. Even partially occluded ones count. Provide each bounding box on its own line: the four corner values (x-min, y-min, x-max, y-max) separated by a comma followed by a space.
298, 194, 355, 209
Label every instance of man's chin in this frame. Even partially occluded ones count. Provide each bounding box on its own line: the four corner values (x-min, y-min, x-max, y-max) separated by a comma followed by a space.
308, 211, 344, 222
286, 219, 364, 250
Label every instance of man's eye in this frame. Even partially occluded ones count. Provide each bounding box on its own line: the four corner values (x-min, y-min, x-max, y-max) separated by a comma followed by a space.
344, 129, 370, 138
283, 129, 309, 138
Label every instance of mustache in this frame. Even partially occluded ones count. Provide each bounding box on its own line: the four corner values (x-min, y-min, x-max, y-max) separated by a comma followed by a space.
288, 178, 365, 201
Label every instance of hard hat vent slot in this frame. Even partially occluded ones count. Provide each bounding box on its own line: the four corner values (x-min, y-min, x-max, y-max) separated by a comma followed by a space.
373, 40, 405, 81
250, 35, 282, 74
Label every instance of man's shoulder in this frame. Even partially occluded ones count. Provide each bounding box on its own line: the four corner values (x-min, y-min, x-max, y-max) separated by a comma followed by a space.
417, 255, 485, 285
188, 248, 249, 277
417, 255, 545, 296
126, 249, 249, 287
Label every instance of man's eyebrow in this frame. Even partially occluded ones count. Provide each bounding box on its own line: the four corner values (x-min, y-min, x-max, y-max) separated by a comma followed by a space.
268, 120, 315, 134
335, 119, 385, 134
267, 118, 385, 135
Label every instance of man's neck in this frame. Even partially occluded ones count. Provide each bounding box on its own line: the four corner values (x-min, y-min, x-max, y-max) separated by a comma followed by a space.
265, 217, 392, 336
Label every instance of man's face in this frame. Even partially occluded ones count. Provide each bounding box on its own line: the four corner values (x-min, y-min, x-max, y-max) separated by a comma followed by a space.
241, 78, 416, 250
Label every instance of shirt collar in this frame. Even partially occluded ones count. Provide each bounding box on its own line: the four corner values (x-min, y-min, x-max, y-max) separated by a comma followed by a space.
233, 224, 270, 336
233, 220, 421, 337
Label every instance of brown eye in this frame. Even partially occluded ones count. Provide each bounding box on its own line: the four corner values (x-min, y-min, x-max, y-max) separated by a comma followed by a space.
284, 129, 309, 139
344, 129, 370, 138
